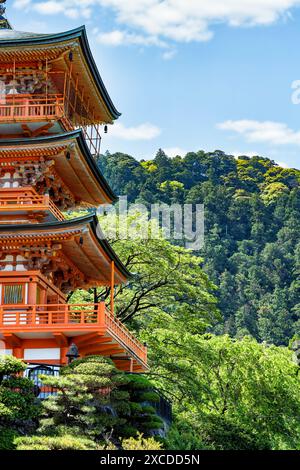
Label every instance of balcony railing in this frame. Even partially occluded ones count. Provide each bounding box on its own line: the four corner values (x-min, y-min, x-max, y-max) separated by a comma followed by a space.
0, 303, 147, 366
0, 93, 102, 155
0, 94, 64, 120
0, 193, 64, 221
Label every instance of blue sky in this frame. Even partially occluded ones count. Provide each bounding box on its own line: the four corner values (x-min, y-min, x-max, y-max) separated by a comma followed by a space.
8, 0, 300, 168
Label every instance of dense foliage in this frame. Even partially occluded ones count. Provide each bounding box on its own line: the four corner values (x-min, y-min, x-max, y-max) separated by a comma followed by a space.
0, 356, 38, 449
147, 330, 300, 449
98, 149, 300, 345
70, 212, 300, 449
3, 148, 300, 451
70, 212, 219, 332
16, 433, 162, 451
17, 356, 164, 450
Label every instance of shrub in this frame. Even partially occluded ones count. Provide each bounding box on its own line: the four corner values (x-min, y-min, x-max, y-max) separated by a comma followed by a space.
0, 427, 19, 450
15, 435, 101, 450
122, 433, 163, 450
0, 356, 38, 435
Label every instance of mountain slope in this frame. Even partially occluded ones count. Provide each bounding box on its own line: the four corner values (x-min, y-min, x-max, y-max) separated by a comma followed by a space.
98, 149, 300, 345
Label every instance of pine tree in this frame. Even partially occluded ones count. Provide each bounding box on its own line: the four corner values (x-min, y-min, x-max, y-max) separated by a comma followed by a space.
37, 355, 129, 445
116, 374, 163, 438
25, 356, 165, 448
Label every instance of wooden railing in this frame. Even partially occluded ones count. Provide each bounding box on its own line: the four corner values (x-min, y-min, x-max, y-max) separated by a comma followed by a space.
0, 94, 64, 120
0, 193, 64, 221
0, 92, 102, 156
103, 308, 147, 364
0, 303, 147, 365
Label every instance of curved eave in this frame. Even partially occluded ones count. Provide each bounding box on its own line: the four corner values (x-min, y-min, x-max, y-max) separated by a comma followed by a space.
0, 130, 117, 204
0, 26, 121, 120
88, 215, 132, 280
0, 214, 131, 281
69, 129, 117, 203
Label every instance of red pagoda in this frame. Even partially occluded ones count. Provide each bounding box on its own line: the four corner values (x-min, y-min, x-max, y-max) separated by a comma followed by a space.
0, 3, 148, 379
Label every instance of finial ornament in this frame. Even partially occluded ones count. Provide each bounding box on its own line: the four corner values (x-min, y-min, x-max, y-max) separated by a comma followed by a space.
0, 0, 12, 30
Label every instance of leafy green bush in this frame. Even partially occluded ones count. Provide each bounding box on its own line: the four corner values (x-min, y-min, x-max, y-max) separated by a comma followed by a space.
122, 433, 163, 450
166, 421, 210, 450
0, 427, 19, 450
15, 435, 100, 450
0, 356, 38, 434
0, 355, 26, 383
167, 414, 271, 450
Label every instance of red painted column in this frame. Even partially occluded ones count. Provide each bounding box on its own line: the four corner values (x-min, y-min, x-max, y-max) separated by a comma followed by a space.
60, 347, 68, 365
13, 347, 23, 360
28, 280, 37, 305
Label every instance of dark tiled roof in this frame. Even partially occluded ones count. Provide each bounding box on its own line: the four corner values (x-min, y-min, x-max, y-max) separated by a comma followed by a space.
0, 26, 121, 119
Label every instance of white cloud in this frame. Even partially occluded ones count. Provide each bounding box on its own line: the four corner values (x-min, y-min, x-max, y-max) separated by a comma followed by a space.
13, 0, 31, 9
276, 161, 290, 168
108, 122, 161, 140
13, 0, 90, 19
13, 0, 300, 46
218, 119, 300, 146
33, 1, 65, 15
163, 147, 187, 158
96, 29, 167, 47
162, 49, 177, 60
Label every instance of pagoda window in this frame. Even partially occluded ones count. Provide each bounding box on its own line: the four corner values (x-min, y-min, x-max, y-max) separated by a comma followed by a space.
2, 283, 24, 305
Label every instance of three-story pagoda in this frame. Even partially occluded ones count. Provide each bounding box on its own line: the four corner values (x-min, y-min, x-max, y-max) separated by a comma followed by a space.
0, 4, 147, 376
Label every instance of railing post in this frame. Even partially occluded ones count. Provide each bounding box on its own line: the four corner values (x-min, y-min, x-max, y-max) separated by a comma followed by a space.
25, 98, 29, 118
64, 304, 68, 324
56, 98, 60, 117
0, 306, 3, 325
97, 302, 105, 325
32, 305, 36, 325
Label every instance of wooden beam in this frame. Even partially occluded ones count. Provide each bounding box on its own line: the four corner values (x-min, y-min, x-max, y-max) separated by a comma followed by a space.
21, 124, 32, 137
32, 123, 54, 137
78, 338, 114, 353
96, 344, 124, 353
80, 342, 121, 354
83, 347, 123, 356
73, 333, 108, 347
52, 332, 68, 347
3, 333, 22, 348
112, 362, 131, 371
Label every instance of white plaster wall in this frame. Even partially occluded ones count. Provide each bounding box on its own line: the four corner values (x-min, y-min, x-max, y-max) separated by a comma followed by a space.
24, 348, 60, 360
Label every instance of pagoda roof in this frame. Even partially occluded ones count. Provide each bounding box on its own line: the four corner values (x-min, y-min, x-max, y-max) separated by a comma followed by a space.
0, 26, 121, 123
0, 130, 116, 206
0, 213, 131, 286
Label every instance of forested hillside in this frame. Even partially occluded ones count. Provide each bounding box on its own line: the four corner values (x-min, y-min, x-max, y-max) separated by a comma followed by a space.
98, 149, 300, 346
3, 150, 300, 451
